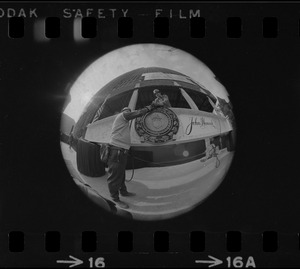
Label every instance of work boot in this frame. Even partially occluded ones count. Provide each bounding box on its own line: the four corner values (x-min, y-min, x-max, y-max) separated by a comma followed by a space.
120, 191, 136, 197
113, 199, 129, 209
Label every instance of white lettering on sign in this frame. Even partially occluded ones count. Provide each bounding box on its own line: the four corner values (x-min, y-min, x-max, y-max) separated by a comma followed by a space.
142, 72, 195, 85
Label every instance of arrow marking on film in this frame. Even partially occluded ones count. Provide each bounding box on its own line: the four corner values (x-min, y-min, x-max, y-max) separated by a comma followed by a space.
56, 255, 83, 268
195, 255, 223, 268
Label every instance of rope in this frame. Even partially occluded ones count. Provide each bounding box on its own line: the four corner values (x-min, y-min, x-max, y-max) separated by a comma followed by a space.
125, 154, 135, 182
215, 156, 220, 168
215, 116, 222, 168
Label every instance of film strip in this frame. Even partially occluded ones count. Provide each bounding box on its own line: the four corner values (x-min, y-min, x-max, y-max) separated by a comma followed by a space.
3, 13, 285, 39
1, 1, 300, 268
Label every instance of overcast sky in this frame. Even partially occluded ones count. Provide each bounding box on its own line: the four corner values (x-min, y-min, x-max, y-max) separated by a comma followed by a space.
63, 44, 230, 121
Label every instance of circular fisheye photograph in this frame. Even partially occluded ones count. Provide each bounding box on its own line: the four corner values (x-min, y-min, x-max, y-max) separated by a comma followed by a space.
60, 44, 236, 221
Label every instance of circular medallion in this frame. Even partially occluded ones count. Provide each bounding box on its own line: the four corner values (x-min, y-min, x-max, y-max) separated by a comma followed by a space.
135, 107, 179, 144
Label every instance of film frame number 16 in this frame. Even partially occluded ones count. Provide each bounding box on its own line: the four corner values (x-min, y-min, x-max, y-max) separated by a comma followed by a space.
88, 257, 105, 268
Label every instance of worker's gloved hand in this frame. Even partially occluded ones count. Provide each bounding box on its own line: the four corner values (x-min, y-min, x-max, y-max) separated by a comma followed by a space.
145, 99, 164, 112
152, 99, 164, 107
145, 104, 154, 111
